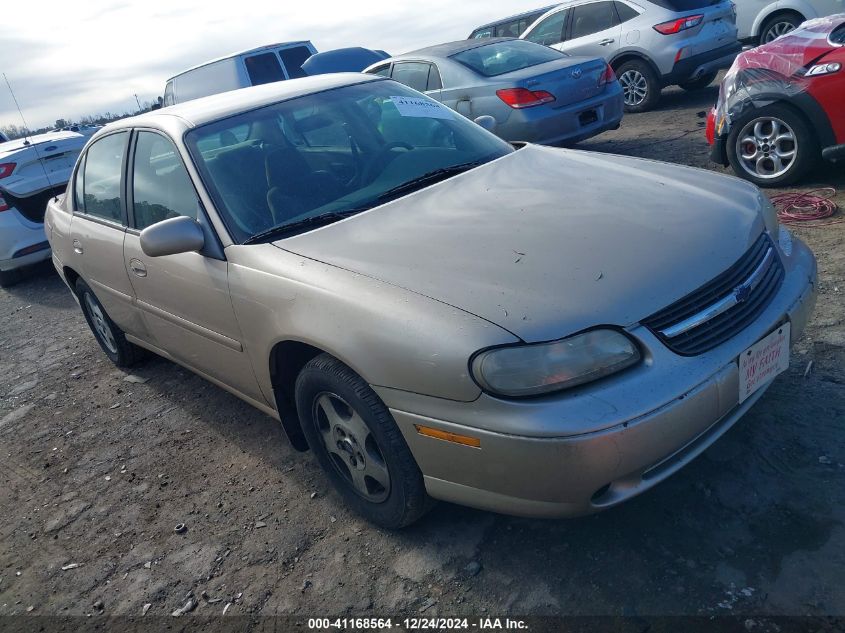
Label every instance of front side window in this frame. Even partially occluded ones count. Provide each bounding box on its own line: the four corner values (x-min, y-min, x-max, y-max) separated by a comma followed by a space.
245, 53, 285, 86
453, 40, 566, 77
571, 1, 619, 39
523, 10, 569, 45
391, 62, 433, 92
132, 132, 197, 230
186, 81, 512, 243
278, 46, 312, 79
81, 132, 128, 223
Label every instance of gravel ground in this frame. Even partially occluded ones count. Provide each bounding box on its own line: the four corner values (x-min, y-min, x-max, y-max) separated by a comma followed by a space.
1, 83, 843, 626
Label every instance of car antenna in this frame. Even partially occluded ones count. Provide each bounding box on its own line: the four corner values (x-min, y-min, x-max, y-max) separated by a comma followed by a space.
3, 72, 56, 194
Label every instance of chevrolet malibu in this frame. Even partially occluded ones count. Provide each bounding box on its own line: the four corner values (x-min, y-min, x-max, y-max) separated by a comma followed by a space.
45, 74, 817, 529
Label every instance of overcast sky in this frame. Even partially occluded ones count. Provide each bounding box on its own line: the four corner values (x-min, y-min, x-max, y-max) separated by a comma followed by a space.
0, 0, 545, 130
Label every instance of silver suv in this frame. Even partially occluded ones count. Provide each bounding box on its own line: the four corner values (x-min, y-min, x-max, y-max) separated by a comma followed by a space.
519, 0, 740, 111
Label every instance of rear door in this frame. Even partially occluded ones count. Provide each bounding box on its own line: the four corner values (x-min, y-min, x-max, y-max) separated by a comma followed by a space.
558, 0, 622, 59
69, 131, 146, 335
122, 129, 265, 402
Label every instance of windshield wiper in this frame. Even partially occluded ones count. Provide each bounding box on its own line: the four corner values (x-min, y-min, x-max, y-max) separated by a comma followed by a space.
373, 159, 487, 203
242, 211, 359, 244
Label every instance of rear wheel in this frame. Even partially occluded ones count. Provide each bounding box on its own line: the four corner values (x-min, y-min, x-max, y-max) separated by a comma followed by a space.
760, 12, 802, 44
295, 354, 431, 529
616, 60, 661, 113
726, 104, 817, 187
75, 278, 146, 367
678, 72, 718, 92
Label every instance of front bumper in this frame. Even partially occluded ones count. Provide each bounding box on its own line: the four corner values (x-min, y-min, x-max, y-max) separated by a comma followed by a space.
376, 236, 817, 518
0, 207, 51, 272
499, 83, 624, 146
664, 42, 741, 85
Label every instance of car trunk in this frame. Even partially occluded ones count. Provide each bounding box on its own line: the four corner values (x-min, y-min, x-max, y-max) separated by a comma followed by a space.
0, 185, 66, 223
495, 57, 608, 107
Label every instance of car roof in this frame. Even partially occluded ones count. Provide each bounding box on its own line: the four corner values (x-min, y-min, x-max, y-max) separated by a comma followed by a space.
471, 4, 560, 32
167, 41, 312, 81
401, 37, 518, 60
103, 73, 383, 132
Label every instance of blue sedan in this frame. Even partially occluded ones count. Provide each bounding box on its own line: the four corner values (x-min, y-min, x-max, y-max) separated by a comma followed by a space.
364, 38, 624, 146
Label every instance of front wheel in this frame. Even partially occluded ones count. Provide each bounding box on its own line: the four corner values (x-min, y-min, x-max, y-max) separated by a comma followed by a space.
616, 60, 661, 113
295, 354, 431, 529
678, 72, 718, 92
726, 104, 818, 187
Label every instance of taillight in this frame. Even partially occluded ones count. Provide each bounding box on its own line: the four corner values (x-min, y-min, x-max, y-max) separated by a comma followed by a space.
0, 193, 9, 212
705, 108, 716, 146
653, 14, 704, 34
598, 63, 616, 86
496, 88, 556, 109
0, 162, 16, 179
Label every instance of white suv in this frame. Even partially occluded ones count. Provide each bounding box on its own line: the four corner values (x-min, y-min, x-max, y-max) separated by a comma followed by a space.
736, 0, 845, 44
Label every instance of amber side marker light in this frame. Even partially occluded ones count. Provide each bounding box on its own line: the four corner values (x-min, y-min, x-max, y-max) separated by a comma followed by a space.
414, 425, 481, 448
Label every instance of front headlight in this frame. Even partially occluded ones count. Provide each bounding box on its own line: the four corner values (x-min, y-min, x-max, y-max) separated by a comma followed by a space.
471, 329, 641, 398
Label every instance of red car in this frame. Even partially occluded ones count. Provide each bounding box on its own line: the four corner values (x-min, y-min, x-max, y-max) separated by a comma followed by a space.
707, 14, 845, 186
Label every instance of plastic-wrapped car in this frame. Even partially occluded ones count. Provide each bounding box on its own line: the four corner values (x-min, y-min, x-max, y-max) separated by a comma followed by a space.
707, 14, 845, 186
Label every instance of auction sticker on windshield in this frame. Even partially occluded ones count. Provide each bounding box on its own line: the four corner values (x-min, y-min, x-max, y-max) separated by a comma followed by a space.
739, 322, 790, 403
390, 96, 453, 119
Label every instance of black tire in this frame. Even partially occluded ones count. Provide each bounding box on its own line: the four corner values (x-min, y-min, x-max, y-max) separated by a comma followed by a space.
75, 278, 146, 367
616, 59, 661, 113
759, 12, 802, 45
0, 269, 23, 288
295, 353, 430, 529
678, 71, 718, 91
726, 103, 818, 187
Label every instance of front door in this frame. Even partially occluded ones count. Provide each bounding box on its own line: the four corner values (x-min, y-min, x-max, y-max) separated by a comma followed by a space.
122, 130, 266, 403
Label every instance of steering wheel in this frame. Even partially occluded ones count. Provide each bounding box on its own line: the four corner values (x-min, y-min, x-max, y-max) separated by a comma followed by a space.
359, 141, 413, 186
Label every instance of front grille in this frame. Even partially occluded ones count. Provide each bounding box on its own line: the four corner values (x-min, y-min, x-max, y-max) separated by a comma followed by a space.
644, 233, 784, 356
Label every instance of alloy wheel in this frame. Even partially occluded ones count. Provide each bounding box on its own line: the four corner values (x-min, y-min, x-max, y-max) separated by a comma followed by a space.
763, 21, 796, 43
313, 392, 390, 503
84, 293, 118, 354
619, 70, 648, 107
735, 117, 797, 180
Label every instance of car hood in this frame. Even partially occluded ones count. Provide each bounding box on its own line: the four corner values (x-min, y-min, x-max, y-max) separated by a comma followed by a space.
276, 145, 766, 343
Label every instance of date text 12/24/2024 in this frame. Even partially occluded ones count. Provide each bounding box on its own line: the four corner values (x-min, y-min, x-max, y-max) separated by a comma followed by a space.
308, 618, 529, 630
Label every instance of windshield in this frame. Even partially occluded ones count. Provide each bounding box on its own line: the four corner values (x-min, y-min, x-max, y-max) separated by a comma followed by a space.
185, 80, 513, 243
452, 40, 566, 77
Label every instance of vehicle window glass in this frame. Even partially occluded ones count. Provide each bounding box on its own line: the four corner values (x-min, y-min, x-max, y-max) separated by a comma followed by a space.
646, 0, 716, 9
523, 10, 568, 45
495, 20, 523, 38
471, 27, 493, 39
132, 132, 197, 230
82, 132, 127, 223
831, 24, 845, 45
73, 155, 85, 211
369, 64, 392, 77
278, 46, 312, 79
614, 1, 639, 22
244, 53, 285, 86
453, 40, 566, 77
427, 64, 443, 91
571, 2, 619, 39
391, 62, 432, 92
194, 123, 251, 153
186, 81, 512, 244
163, 81, 175, 106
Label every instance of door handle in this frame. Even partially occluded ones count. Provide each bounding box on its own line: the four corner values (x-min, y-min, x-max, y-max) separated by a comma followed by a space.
129, 258, 147, 278
600, 38, 615, 45
72, 239, 83, 254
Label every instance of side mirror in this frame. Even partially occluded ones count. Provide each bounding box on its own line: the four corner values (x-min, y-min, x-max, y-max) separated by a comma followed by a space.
474, 115, 497, 133
140, 216, 204, 257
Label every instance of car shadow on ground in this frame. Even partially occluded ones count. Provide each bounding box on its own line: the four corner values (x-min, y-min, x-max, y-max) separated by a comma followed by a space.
1, 261, 77, 309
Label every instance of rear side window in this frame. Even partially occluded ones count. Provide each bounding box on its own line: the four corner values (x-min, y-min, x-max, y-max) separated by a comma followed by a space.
453, 40, 565, 77
571, 1, 619, 39
81, 132, 128, 223
646, 0, 720, 10
369, 64, 392, 77
163, 81, 175, 106
495, 19, 524, 38
244, 53, 285, 86
73, 155, 86, 210
615, 1, 640, 22
278, 46, 312, 79
523, 10, 568, 45
392, 62, 433, 92
470, 27, 493, 39
132, 132, 198, 230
